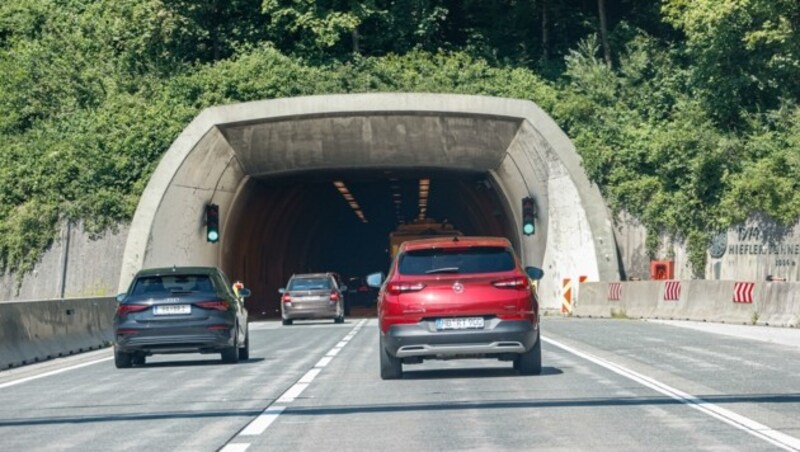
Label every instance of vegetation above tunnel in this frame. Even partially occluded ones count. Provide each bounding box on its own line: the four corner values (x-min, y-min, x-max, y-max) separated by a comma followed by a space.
0, 0, 799, 280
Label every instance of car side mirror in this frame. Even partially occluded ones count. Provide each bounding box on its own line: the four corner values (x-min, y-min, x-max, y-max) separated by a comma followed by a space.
238, 288, 251, 298
525, 266, 544, 280
278, 288, 286, 294
115, 293, 127, 302
366, 272, 384, 288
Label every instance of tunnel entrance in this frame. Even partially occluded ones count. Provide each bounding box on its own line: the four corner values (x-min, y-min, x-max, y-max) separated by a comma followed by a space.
222, 169, 514, 318
120, 93, 620, 312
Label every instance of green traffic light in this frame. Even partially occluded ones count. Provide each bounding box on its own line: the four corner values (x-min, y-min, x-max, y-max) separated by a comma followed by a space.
207, 230, 219, 243
523, 223, 534, 235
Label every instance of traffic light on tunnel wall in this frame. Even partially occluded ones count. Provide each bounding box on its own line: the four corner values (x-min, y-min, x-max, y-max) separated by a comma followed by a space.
522, 197, 535, 236
206, 204, 220, 243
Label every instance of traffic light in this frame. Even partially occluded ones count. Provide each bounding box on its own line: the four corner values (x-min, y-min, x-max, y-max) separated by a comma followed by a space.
206, 204, 219, 243
522, 197, 535, 236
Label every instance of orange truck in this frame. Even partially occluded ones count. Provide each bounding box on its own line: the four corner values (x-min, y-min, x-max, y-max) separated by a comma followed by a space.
389, 219, 462, 260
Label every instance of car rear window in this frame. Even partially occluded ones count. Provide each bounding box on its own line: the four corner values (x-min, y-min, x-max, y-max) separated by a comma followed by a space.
289, 277, 332, 291
131, 275, 215, 295
398, 246, 516, 275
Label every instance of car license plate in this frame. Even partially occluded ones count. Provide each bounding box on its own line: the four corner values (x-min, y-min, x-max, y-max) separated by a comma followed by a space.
435, 317, 484, 330
153, 304, 191, 315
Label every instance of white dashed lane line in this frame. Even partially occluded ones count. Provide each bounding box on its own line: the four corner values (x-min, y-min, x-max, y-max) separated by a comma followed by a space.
223, 319, 368, 449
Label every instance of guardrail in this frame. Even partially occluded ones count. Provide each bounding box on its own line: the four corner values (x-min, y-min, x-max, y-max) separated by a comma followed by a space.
0, 297, 116, 370
574, 280, 799, 327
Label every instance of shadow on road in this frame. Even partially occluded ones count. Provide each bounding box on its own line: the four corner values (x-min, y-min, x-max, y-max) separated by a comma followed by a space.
129, 357, 266, 368
403, 366, 563, 380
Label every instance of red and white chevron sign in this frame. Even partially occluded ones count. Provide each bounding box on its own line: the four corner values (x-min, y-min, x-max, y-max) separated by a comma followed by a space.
608, 282, 622, 301
733, 282, 755, 303
664, 281, 681, 301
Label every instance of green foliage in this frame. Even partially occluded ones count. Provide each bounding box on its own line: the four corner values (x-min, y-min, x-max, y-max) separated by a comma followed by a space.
0, 0, 798, 282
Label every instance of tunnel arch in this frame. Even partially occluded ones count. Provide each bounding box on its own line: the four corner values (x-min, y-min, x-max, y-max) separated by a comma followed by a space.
119, 93, 619, 313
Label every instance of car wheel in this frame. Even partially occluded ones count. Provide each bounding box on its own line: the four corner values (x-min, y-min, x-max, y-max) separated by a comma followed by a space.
238, 327, 250, 361
114, 347, 133, 369
221, 328, 240, 364
334, 314, 344, 324
379, 336, 402, 380
516, 333, 542, 375
282, 318, 293, 326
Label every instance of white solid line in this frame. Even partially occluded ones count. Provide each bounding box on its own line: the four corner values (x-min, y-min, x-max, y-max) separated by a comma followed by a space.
336, 341, 348, 348
220, 443, 250, 452
543, 336, 800, 451
315, 356, 333, 368
326, 347, 342, 357
276, 383, 309, 404
299, 368, 321, 384
240, 406, 286, 436
0, 357, 113, 389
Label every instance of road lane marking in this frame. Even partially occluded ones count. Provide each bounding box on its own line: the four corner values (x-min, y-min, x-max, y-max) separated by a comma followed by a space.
299, 368, 321, 384
239, 406, 286, 436
544, 336, 800, 452
220, 443, 251, 452
231, 319, 367, 445
276, 383, 309, 403
315, 356, 333, 368
0, 356, 112, 389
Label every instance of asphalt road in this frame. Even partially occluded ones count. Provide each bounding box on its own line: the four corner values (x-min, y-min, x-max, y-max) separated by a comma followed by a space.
0, 317, 799, 451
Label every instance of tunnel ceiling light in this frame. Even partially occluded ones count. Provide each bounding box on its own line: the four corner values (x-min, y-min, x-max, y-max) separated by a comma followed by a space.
332, 180, 368, 223
418, 178, 431, 220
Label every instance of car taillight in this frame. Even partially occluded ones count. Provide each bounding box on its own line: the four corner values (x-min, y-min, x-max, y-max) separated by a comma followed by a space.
116, 304, 149, 317
282, 293, 292, 303
387, 282, 426, 296
492, 276, 529, 289
195, 300, 229, 311
115, 329, 139, 335
207, 325, 230, 330
330, 291, 340, 301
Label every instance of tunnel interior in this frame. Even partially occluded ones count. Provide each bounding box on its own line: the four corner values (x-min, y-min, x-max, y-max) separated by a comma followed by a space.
222, 169, 515, 318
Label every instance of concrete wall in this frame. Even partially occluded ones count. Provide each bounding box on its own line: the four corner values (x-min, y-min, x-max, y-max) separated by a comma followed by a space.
614, 213, 800, 282
574, 280, 799, 327
0, 223, 128, 301
0, 297, 116, 370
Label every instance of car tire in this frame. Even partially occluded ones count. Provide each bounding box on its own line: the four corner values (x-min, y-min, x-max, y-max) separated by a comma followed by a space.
114, 348, 133, 369
282, 318, 293, 326
221, 329, 240, 364
516, 333, 542, 375
239, 327, 250, 361
379, 336, 402, 380
334, 315, 345, 324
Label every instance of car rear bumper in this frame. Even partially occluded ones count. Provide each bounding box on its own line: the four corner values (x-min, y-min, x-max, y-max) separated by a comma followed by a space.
114, 327, 234, 354
382, 318, 537, 359
283, 304, 339, 320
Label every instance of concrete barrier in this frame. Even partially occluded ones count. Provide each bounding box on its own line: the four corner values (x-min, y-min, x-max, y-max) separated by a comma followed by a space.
574, 281, 799, 327
0, 297, 116, 370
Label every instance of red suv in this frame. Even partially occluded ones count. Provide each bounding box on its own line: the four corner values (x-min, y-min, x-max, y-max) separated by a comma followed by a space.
367, 236, 544, 379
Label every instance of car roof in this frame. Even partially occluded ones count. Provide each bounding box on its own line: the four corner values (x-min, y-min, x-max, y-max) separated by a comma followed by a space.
135, 266, 219, 277
399, 236, 512, 252
291, 272, 336, 279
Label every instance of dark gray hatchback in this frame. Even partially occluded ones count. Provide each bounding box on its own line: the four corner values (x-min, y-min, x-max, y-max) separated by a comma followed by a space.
113, 266, 251, 368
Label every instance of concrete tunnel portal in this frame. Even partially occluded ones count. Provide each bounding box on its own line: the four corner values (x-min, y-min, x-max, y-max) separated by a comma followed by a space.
119, 93, 620, 317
